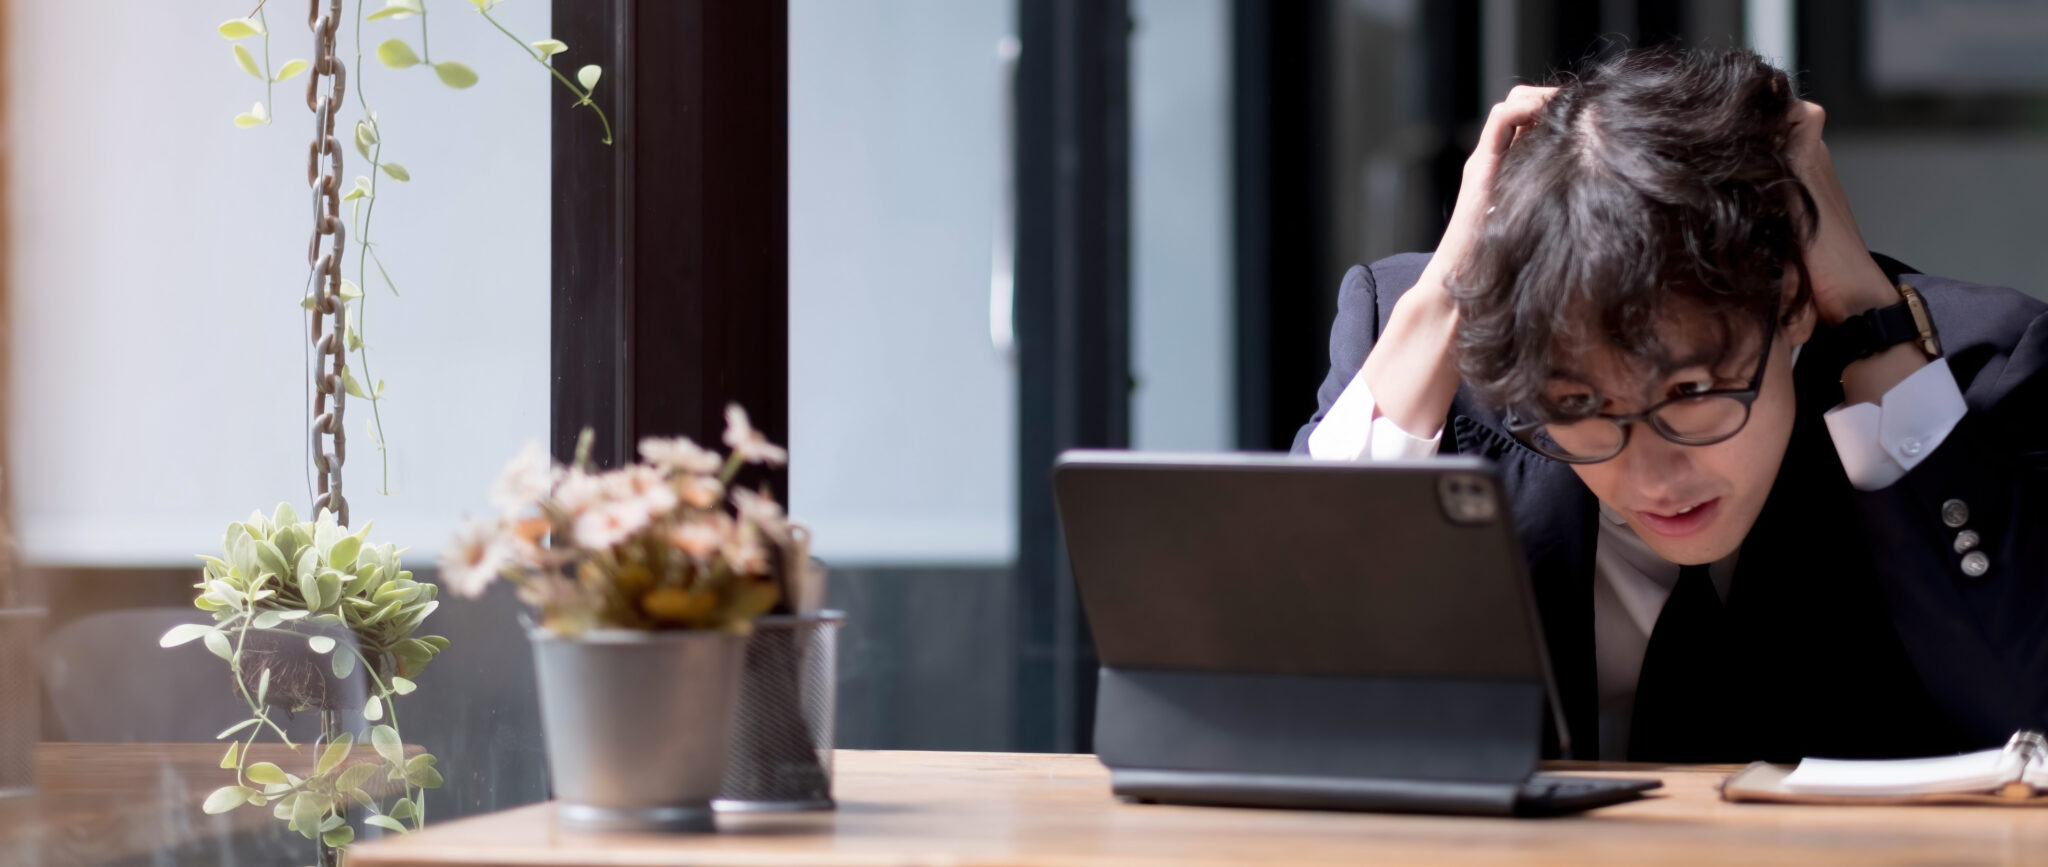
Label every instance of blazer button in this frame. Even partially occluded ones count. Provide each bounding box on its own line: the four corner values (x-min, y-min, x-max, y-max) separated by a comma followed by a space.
1961, 550, 1990, 578
1954, 530, 1981, 554
1942, 499, 1970, 528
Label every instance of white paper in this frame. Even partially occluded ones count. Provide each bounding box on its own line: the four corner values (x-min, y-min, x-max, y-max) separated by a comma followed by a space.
1781, 747, 2019, 797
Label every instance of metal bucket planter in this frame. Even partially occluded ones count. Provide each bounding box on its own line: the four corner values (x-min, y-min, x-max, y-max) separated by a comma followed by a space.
715, 611, 843, 811
531, 628, 748, 832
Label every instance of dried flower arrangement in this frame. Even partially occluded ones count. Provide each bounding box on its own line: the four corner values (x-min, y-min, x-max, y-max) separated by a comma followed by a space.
443, 405, 819, 634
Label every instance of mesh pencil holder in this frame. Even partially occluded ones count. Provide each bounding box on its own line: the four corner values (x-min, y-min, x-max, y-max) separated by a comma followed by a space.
715, 610, 843, 811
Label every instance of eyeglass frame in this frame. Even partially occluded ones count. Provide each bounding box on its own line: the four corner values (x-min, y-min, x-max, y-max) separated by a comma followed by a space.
1503, 311, 1779, 465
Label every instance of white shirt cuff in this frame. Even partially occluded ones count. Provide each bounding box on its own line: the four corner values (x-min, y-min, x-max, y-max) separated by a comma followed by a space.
1306, 374, 1442, 461
1823, 357, 1967, 491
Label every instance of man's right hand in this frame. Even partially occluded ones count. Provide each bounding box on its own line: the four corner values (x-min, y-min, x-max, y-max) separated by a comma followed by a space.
1417, 85, 1559, 298
1361, 86, 1556, 438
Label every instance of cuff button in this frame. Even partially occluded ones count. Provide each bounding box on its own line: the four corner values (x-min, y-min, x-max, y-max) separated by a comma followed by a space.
1954, 529, 1981, 554
1961, 550, 1990, 578
1942, 499, 1970, 528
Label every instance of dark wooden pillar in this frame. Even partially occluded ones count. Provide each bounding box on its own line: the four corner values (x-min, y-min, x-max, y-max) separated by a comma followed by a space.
552, 0, 787, 489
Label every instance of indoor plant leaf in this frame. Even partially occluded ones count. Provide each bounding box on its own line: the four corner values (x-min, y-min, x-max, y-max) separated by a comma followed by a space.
217, 18, 265, 39
308, 635, 337, 654
365, 814, 406, 832
530, 39, 567, 56
323, 826, 356, 848
365, 694, 384, 721
371, 724, 404, 767
336, 762, 380, 793
432, 61, 479, 89
331, 646, 357, 679
274, 58, 309, 82
202, 785, 253, 814
376, 38, 422, 69
577, 64, 602, 91
245, 762, 289, 785
202, 630, 233, 661
367, 0, 424, 21
316, 733, 353, 776
381, 162, 411, 182
233, 44, 263, 79
158, 623, 214, 648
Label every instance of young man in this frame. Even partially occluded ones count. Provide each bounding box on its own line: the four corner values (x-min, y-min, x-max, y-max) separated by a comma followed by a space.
1294, 48, 2048, 762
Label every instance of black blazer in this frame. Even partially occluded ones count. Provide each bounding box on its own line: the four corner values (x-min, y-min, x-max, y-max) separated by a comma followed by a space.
1293, 253, 2048, 761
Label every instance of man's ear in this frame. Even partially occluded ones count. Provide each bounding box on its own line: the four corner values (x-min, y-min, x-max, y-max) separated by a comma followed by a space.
1781, 268, 1818, 345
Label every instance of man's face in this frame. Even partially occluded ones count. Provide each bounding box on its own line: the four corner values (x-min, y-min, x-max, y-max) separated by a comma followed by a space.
1546, 297, 1815, 565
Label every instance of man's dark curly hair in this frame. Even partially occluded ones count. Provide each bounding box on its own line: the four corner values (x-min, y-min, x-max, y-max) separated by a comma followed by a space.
1450, 46, 1816, 417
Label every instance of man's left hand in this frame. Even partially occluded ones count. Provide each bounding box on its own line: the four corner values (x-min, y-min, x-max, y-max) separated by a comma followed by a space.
1786, 100, 1899, 326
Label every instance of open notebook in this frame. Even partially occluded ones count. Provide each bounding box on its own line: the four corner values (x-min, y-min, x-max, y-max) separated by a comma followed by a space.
1723, 731, 2048, 806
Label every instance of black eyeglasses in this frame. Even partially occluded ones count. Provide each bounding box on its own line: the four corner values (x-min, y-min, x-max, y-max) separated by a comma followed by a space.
1505, 318, 1777, 465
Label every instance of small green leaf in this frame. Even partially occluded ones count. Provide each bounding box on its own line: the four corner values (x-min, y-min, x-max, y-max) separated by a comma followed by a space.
324, 826, 356, 847
577, 64, 602, 91
233, 101, 269, 129
421, 635, 451, 653
256, 668, 271, 706
388, 796, 415, 820
203, 785, 253, 814
299, 569, 321, 611
317, 568, 344, 609
331, 536, 363, 571
339, 277, 365, 302
300, 291, 319, 310
278, 609, 310, 621
218, 17, 265, 39
342, 368, 370, 400
332, 647, 358, 679
371, 724, 404, 766
217, 718, 261, 740
381, 162, 411, 182
274, 58, 310, 82
376, 38, 422, 69
337, 761, 380, 791
433, 61, 479, 89
365, 814, 407, 832
317, 734, 354, 776
159, 624, 213, 648
256, 540, 290, 581
251, 610, 284, 629
342, 177, 372, 203
246, 762, 289, 785
367, 0, 423, 21
220, 742, 240, 769
308, 635, 337, 654
292, 791, 324, 835
407, 763, 444, 789
354, 120, 378, 159
233, 43, 263, 79
389, 676, 417, 696
365, 694, 384, 721
531, 39, 568, 56
202, 630, 233, 661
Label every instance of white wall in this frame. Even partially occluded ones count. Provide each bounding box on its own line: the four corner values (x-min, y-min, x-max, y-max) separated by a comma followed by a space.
789, 0, 1018, 566
8, 2, 552, 565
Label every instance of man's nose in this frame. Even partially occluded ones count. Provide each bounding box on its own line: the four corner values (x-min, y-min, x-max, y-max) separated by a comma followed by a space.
1615, 424, 1696, 500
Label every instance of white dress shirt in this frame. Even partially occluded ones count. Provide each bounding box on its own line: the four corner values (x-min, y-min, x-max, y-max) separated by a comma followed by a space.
1306, 350, 1968, 758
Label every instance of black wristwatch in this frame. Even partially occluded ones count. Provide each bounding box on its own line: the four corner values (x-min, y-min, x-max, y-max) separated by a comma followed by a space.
1836, 282, 1942, 361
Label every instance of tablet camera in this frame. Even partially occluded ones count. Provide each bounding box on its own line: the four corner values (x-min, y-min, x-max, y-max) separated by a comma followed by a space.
1437, 472, 1499, 526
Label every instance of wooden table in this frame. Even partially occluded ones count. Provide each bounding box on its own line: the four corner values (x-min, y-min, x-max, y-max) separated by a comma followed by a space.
1, 742, 416, 865
348, 750, 2048, 866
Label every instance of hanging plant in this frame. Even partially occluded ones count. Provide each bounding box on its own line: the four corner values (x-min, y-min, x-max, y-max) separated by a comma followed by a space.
161, 504, 450, 847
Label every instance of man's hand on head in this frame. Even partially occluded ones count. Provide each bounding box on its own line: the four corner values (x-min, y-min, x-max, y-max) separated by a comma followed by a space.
1785, 100, 1901, 326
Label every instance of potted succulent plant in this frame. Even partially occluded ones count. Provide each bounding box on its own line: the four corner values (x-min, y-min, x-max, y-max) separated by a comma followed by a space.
444, 405, 810, 831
